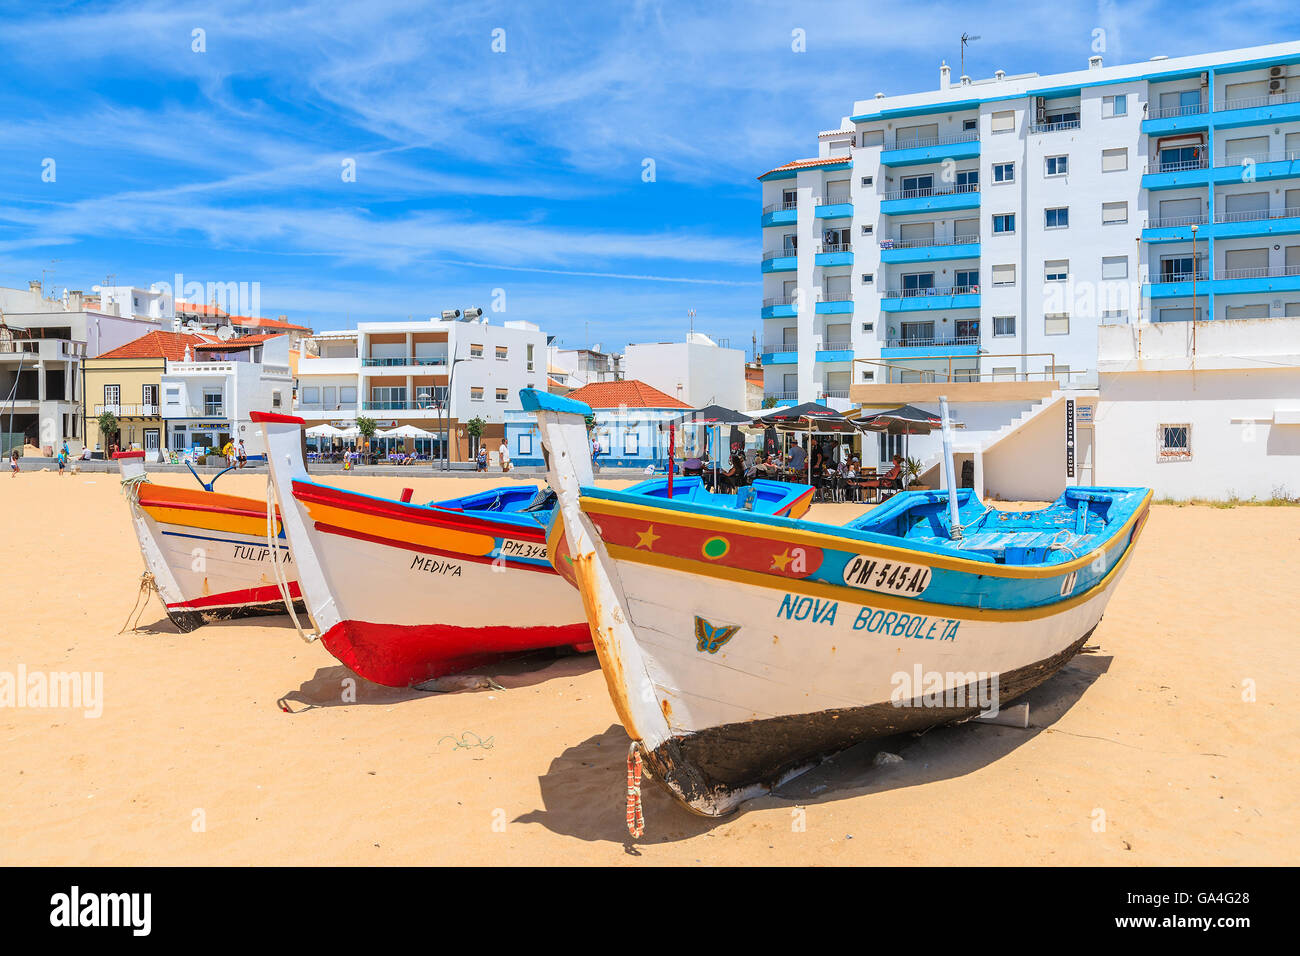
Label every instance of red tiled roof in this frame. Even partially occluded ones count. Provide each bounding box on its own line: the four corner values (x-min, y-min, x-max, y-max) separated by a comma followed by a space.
192, 332, 287, 350
175, 301, 228, 317
564, 379, 691, 409
97, 330, 216, 360
757, 156, 851, 180
229, 315, 313, 333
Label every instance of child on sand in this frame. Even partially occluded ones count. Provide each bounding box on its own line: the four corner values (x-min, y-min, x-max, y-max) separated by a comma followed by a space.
9, 449, 18, 477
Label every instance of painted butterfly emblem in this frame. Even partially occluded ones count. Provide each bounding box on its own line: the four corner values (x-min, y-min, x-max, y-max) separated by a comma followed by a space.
694, 616, 740, 654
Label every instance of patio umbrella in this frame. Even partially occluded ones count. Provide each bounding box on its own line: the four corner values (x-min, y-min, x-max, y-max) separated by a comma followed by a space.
305, 424, 346, 437
377, 424, 433, 438
856, 404, 959, 486
755, 402, 858, 484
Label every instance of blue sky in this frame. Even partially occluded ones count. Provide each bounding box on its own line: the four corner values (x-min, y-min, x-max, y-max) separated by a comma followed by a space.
1, 0, 1297, 352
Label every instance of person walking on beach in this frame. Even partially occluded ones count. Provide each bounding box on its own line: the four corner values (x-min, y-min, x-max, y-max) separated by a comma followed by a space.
237, 440, 248, 469
498, 438, 511, 473
475, 444, 488, 472
221, 438, 235, 468
9, 449, 18, 478
57, 444, 67, 476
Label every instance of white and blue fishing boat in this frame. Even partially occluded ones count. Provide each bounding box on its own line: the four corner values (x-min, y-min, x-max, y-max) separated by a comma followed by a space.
522, 388, 1153, 818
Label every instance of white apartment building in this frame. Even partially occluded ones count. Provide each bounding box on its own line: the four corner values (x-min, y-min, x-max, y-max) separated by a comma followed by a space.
159, 333, 294, 459
623, 333, 747, 409
760, 40, 1300, 490
547, 344, 623, 389
295, 312, 548, 458
1, 300, 165, 454
96, 284, 175, 321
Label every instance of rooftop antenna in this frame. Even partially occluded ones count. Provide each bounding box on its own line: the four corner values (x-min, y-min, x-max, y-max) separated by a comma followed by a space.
960, 32, 980, 78
688, 309, 696, 339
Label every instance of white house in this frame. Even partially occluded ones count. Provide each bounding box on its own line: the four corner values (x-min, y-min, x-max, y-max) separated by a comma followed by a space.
623, 333, 747, 410
160, 333, 293, 459
295, 311, 549, 459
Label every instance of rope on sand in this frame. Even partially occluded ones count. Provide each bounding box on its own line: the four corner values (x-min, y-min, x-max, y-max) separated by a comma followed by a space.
119, 572, 159, 633
626, 741, 645, 839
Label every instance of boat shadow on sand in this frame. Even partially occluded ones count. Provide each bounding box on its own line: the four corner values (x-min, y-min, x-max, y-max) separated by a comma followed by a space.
274, 649, 600, 712
515, 652, 1113, 847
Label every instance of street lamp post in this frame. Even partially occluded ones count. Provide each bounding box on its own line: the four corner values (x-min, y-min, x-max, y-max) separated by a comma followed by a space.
1190, 222, 1199, 320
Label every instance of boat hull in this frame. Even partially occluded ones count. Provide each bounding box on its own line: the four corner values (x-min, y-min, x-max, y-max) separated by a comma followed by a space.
253, 411, 590, 687
118, 462, 301, 630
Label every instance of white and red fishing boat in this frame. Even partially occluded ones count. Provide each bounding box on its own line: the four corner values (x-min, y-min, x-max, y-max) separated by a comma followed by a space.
524, 388, 1153, 819
253, 411, 599, 687
114, 451, 301, 632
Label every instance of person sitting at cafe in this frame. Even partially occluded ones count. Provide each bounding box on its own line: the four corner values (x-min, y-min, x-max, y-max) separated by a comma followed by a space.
788, 441, 805, 473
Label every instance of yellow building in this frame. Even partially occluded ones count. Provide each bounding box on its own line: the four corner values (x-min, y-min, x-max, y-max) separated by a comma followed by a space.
83, 330, 212, 457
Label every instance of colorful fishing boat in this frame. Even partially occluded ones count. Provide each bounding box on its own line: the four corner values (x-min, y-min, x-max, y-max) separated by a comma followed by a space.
523, 388, 1153, 818
115, 451, 302, 632
253, 411, 597, 687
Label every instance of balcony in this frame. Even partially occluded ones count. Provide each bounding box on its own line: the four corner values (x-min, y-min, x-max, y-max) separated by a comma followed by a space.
880, 284, 981, 312
884, 334, 980, 348
815, 290, 854, 314
1141, 155, 1210, 190
361, 355, 448, 368
1212, 89, 1300, 131
880, 182, 980, 216
1145, 263, 1300, 297
761, 199, 798, 228
763, 390, 799, 405
94, 403, 160, 418
1147, 205, 1300, 243
761, 247, 798, 273
164, 404, 227, 419
1027, 118, 1081, 134
880, 131, 979, 167
814, 241, 853, 267
1211, 149, 1300, 185
761, 294, 798, 319
1141, 101, 1209, 135
879, 233, 980, 263
361, 397, 448, 412
815, 334, 854, 362
814, 190, 853, 219
760, 336, 798, 364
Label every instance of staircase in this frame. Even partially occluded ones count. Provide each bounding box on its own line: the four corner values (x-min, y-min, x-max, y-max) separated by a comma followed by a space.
916, 390, 1069, 485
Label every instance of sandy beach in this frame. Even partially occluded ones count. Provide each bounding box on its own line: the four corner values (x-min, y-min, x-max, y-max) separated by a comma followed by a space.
1, 468, 1296, 866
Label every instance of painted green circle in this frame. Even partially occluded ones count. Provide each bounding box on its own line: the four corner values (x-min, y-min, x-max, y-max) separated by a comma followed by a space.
702, 536, 730, 560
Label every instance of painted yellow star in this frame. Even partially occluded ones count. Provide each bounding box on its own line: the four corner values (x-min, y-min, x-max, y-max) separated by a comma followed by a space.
635, 524, 661, 550
770, 548, 792, 571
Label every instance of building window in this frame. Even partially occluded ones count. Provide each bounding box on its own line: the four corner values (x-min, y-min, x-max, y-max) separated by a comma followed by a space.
1045, 259, 1069, 282
860, 322, 874, 332
495, 345, 508, 361
203, 389, 223, 416
991, 109, 1015, 133
518, 432, 533, 456
1045, 207, 1070, 229
993, 213, 1015, 234
1102, 201, 1129, 224
993, 315, 1016, 337
1101, 147, 1128, 172
103, 384, 120, 409
272, 389, 282, 408
301, 386, 319, 405
470, 344, 483, 359
1159, 424, 1191, 461
963, 117, 978, 131
471, 386, 484, 401
1045, 155, 1069, 176
1103, 94, 1128, 117
526, 343, 535, 371
1044, 313, 1070, 335
861, 176, 873, 186
860, 224, 873, 235
860, 273, 873, 284
992, 162, 1015, 183
991, 263, 1016, 286
495, 388, 508, 402
340, 385, 358, 405
623, 431, 639, 456
860, 369, 874, 381
1101, 256, 1129, 280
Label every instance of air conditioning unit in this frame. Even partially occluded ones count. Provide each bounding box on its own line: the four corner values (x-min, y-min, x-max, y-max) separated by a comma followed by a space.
1270, 78, 1286, 93
1035, 96, 1047, 122
1270, 65, 1285, 78
1199, 71, 1209, 86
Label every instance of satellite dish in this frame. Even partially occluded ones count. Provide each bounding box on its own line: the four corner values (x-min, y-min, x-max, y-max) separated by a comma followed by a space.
216, 325, 234, 341
184, 319, 201, 333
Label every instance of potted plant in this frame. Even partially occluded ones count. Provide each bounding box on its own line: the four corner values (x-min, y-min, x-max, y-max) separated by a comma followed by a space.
355, 415, 377, 463
902, 455, 928, 490
465, 416, 486, 460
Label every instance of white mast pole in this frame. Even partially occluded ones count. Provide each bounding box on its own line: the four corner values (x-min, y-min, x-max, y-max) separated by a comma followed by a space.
939, 395, 962, 539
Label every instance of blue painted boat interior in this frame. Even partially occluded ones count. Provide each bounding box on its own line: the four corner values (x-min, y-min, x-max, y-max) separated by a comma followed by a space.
619, 475, 812, 514
846, 487, 1150, 565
